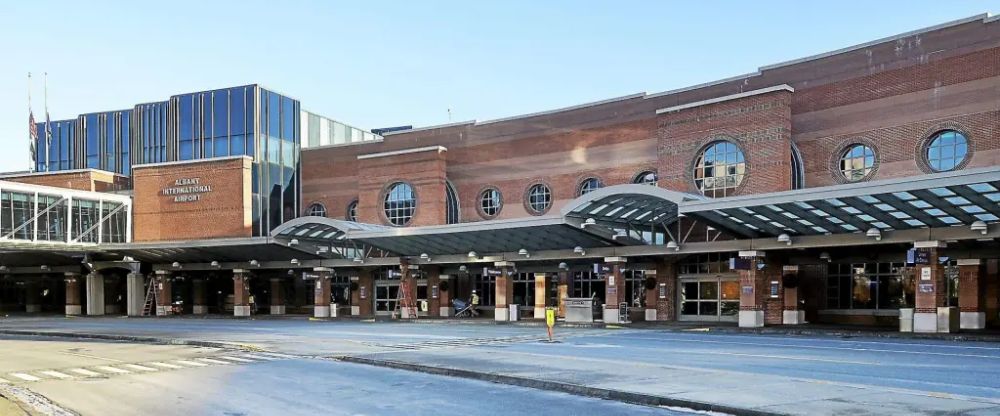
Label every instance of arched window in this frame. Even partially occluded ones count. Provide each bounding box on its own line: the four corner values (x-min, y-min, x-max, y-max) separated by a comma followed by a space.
578, 177, 602, 196
526, 184, 551, 214
633, 171, 658, 186
925, 130, 969, 172
694, 141, 746, 197
346, 200, 358, 222
479, 188, 502, 219
446, 181, 460, 224
306, 203, 327, 217
383, 182, 415, 226
790, 145, 804, 190
839, 144, 875, 182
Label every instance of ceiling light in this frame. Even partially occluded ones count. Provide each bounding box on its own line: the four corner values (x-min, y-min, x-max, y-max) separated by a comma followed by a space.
971, 220, 988, 235
866, 228, 882, 241
777, 233, 792, 246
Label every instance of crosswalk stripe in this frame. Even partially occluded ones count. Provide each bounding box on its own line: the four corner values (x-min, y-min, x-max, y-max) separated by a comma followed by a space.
243, 354, 277, 361
175, 360, 208, 367
196, 358, 229, 365
217, 356, 254, 363
70, 369, 101, 377
10, 373, 41, 382
256, 352, 294, 359
122, 364, 157, 372
39, 371, 73, 379
95, 366, 130, 374
149, 362, 182, 369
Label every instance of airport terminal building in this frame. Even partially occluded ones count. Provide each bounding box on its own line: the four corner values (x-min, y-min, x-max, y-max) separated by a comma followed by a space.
2, 15, 1000, 332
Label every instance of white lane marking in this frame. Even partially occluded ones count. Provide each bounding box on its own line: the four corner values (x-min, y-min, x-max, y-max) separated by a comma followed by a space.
243, 354, 277, 361
175, 360, 207, 367
256, 352, 294, 359
217, 356, 254, 363
39, 371, 73, 379
70, 369, 101, 377
149, 362, 182, 369
196, 358, 230, 365
10, 373, 40, 382
122, 364, 157, 372
95, 366, 130, 374
621, 335, 1000, 359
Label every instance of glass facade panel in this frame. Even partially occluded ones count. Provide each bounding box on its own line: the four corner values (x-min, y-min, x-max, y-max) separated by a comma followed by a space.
826, 262, 910, 310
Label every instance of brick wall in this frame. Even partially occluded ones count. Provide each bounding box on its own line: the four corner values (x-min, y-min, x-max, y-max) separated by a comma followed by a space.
1, 169, 130, 192
132, 157, 252, 241
356, 148, 447, 226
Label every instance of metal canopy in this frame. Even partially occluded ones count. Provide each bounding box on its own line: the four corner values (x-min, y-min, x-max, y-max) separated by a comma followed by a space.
102, 237, 325, 263
561, 184, 703, 228
682, 166, 1000, 238
350, 216, 622, 256
271, 217, 388, 244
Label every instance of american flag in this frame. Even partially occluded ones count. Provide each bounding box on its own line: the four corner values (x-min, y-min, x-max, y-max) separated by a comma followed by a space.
29, 109, 38, 169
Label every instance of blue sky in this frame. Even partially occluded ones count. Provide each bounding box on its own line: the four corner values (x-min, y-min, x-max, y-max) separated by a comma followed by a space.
0, 1, 994, 172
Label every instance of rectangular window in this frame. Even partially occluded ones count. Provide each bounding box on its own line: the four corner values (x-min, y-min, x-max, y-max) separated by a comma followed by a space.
230, 88, 246, 136
213, 90, 228, 138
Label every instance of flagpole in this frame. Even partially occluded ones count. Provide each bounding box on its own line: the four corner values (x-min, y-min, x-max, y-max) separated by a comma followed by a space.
28, 72, 33, 172
44, 72, 50, 172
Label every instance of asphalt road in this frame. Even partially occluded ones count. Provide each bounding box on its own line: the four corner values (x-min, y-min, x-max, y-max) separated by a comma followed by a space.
2, 316, 998, 415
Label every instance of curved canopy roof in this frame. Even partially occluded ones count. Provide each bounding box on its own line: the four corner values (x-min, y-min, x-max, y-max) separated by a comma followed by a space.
561, 184, 703, 229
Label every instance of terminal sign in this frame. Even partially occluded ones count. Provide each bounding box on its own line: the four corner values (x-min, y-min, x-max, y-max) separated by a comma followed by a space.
162, 178, 212, 203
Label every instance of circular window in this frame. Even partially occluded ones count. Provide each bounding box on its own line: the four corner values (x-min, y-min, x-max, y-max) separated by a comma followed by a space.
839, 144, 876, 182
694, 141, 746, 197
346, 200, 358, 222
383, 183, 415, 226
306, 203, 327, 217
526, 183, 552, 215
479, 188, 503, 219
578, 177, 602, 196
925, 130, 969, 172
633, 171, 658, 186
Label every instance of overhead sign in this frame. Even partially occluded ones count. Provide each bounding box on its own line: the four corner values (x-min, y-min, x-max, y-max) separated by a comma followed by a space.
729, 258, 752, 271
483, 268, 502, 277
907, 248, 931, 265
162, 177, 212, 203
387, 269, 402, 278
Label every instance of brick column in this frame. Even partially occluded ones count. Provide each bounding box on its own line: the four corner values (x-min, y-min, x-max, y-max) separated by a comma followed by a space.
648, 259, 676, 321
399, 261, 418, 319
233, 269, 251, 317
192, 278, 208, 314
313, 267, 332, 318
126, 272, 145, 316
270, 278, 286, 315
782, 266, 804, 324
426, 266, 441, 317
958, 259, 985, 330
65, 272, 82, 316
85, 272, 106, 316
355, 269, 374, 316
24, 280, 40, 313
913, 242, 950, 333
154, 270, 173, 316
737, 251, 767, 328
557, 269, 570, 318
494, 261, 515, 321
438, 274, 453, 317
533, 273, 547, 319
603, 257, 627, 324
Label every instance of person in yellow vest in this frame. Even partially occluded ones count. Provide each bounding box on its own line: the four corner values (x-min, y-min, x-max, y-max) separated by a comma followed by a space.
470, 290, 480, 317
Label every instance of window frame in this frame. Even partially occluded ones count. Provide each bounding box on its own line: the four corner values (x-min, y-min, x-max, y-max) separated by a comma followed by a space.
837, 143, 877, 183
382, 182, 416, 226
924, 129, 970, 173
306, 202, 327, 217
692, 140, 747, 198
478, 187, 503, 219
524, 183, 552, 215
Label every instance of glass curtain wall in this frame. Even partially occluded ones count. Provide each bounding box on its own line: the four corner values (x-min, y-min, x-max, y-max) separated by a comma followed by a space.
133, 102, 169, 167
78, 110, 132, 175
826, 262, 910, 310
35, 120, 75, 172
0, 191, 127, 243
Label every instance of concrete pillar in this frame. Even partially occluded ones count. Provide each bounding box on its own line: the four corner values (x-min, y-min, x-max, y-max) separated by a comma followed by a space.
533, 272, 547, 319
737, 251, 767, 328
426, 266, 441, 317
398, 261, 418, 319
65, 273, 82, 316
270, 278, 286, 315
958, 259, 985, 330
603, 257, 627, 324
104, 274, 121, 315
782, 266, 804, 325
154, 271, 173, 316
557, 269, 570, 318
353, 269, 373, 316
647, 260, 676, 321
126, 272, 145, 316
85, 272, 106, 316
233, 269, 251, 317
494, 262, 514, 321
24, 280, 40, 313
913, 242, 951, 333
313, 267, 332, 318
438, 274, 453, 317
192, 278, 208, 314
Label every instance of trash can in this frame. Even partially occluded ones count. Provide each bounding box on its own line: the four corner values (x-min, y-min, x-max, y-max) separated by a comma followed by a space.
330, 303, 338, 318
509, 304, 520, 321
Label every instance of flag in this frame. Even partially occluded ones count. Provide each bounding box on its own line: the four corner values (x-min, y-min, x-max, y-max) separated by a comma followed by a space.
45, 110, 51, 171
29, 109, 38, 169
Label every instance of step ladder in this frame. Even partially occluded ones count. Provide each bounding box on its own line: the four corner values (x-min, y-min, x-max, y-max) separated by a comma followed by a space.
392, 279, 417, 319
141, 278, 157, 316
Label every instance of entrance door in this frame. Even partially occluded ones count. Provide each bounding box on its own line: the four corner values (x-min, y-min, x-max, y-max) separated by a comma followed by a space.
678, 274, 739, 322
374, 282, 398, 315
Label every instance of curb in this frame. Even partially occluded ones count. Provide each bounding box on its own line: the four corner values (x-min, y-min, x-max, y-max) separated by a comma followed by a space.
336, 356, 786, 416
0, 329, 254, 351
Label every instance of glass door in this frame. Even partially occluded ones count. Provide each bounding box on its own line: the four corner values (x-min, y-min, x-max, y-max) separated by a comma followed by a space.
678, 274, 739, 322
375, 282, 398, 315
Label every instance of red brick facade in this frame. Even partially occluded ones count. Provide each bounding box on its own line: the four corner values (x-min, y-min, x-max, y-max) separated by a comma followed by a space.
1, 169, 130, 192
